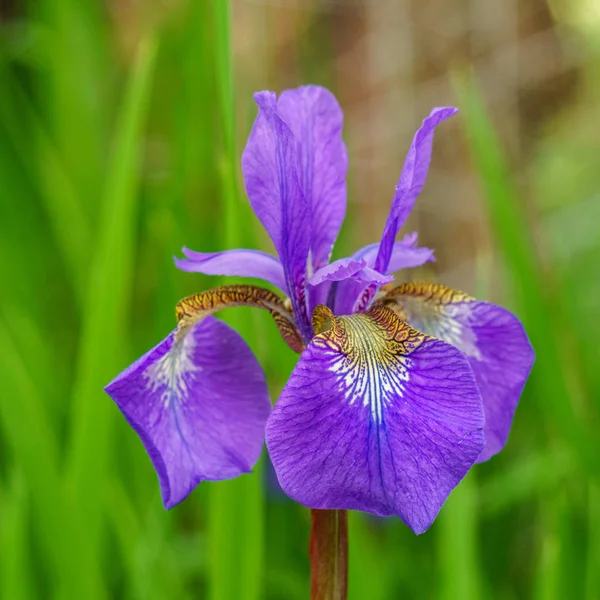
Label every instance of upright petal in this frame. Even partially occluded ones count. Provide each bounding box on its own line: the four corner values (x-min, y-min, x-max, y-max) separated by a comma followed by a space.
105, 316, 271, 508
277, 86, 348, 270
242, 91, 312, 340
374, 108, 457, 275
266, 305, 484, 534
307, 258, 393, 315
308, 257, 393, 288
384, 282, 534, 461
330, 233, 436, 315
175, 248, 288, 293
352, 232, 435, 273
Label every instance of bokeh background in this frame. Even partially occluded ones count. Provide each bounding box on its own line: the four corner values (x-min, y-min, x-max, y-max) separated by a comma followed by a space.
1, 0, 599, 598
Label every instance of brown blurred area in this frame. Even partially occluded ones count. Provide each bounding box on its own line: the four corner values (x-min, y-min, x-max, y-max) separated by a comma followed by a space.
234, 0, 581, 294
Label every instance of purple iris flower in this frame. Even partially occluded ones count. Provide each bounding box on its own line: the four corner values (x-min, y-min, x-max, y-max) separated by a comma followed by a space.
105, 86, 534, 534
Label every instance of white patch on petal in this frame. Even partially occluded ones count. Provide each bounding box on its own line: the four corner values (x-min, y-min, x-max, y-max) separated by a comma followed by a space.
144, 332, 201, 407
323, 314, 416, 424
402, 297, 482, 361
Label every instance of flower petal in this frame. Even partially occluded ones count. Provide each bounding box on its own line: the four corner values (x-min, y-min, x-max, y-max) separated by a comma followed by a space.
266, 305, 485, 534
242, 91, 312, 339
384, 282, 534, 461
307, 258, 393, 316
105, 316, 271, 508
374, 108, 457, 275
352, 233, 435, 273
277, 85, 348, 270
308, 258, 393, 287
174, 248, 288, 293
328, 234, 434, 318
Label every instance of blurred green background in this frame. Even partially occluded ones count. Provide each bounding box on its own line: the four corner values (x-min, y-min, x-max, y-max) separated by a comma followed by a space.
1, 0, 599, 598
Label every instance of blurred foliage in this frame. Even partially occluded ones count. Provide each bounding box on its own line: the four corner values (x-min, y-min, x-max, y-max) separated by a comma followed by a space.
0, 0, 599, 599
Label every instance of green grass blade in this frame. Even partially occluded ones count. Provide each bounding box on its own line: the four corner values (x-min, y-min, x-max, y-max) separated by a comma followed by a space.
0, 470, 34, 600
32, 0, 111, 216
585, 483, 600, 599
437, 473, 480, 600
478, 448, 573, 517
347, 513, 391, 600
0, 66, 91, 301
0, 318, 104, 599
207, 2, 264, 599
452, 72, 595, 472
66, 31, 158, 572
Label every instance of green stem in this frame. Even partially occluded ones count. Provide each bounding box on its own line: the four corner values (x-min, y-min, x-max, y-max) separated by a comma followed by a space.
310, 509, 348, 600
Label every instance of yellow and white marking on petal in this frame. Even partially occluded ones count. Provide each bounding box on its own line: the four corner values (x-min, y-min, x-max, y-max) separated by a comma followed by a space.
144, 332, 201, 407
313, 305, 424, 423
384, 282, 482, 360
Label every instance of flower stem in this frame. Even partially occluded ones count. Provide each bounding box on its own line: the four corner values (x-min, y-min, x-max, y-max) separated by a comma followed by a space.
310, 509, 349, 600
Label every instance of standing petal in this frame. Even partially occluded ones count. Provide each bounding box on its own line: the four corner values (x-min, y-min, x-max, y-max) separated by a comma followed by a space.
242, 91, 312, 340
352, 232, 435, 273
307, 257, 393, 315
266, 305, 484, 534
105, 316, 271, 509
308, 257, 393, 288
277, 85, 348, 270
374, 108, 457, 275
174, 248, 288, 293
329, 233, 435, 315
384, 282, 534, 461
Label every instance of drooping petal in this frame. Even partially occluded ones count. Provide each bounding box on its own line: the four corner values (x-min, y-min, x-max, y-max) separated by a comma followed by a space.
374, 108, 457, 275
266, 305, 485, 534
105, 316, 271, 509
174, 248, 288, 293
384, 282, 534, 461
175, 284, 305, 354
242, 91, 312, 340
277, 85, 348, 270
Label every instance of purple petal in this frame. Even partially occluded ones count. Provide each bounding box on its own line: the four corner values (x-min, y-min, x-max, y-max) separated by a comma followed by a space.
277, 86, 348, 270
105, 316, 271, 508
332, 279, 366, 315
374, 108, 457, 275
307, 258, 393, 315
266, 306, 485, 534
308, 258, 393, 287
174, 248, 288, 293
242, 91, 312, 339
353, 233, 435, 273
329, 234, 434, 317
385, 283, 534, 461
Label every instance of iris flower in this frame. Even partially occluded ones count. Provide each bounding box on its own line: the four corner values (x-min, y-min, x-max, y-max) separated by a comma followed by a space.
105, 86, 534, 534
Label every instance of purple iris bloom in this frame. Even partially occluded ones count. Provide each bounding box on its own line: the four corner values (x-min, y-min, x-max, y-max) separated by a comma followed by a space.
105, 86, 534, 534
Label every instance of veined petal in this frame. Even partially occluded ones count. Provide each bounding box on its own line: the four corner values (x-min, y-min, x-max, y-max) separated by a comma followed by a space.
242, 91, 312, 340
277, 85, 348, 270
266, 305, 484, 534
384, 282, 535, 461
176, 284, 305, 354
307, 258, 393, 316
308, 258, 393, 287
352, 233, 435, 273
105, 317, 271, 509
330, 233, 435, 315
175, 248, 288, 293
374, 108, 457, 275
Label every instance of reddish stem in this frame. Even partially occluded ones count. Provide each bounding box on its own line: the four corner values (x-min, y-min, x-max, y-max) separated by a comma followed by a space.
310, 509, 348, 600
